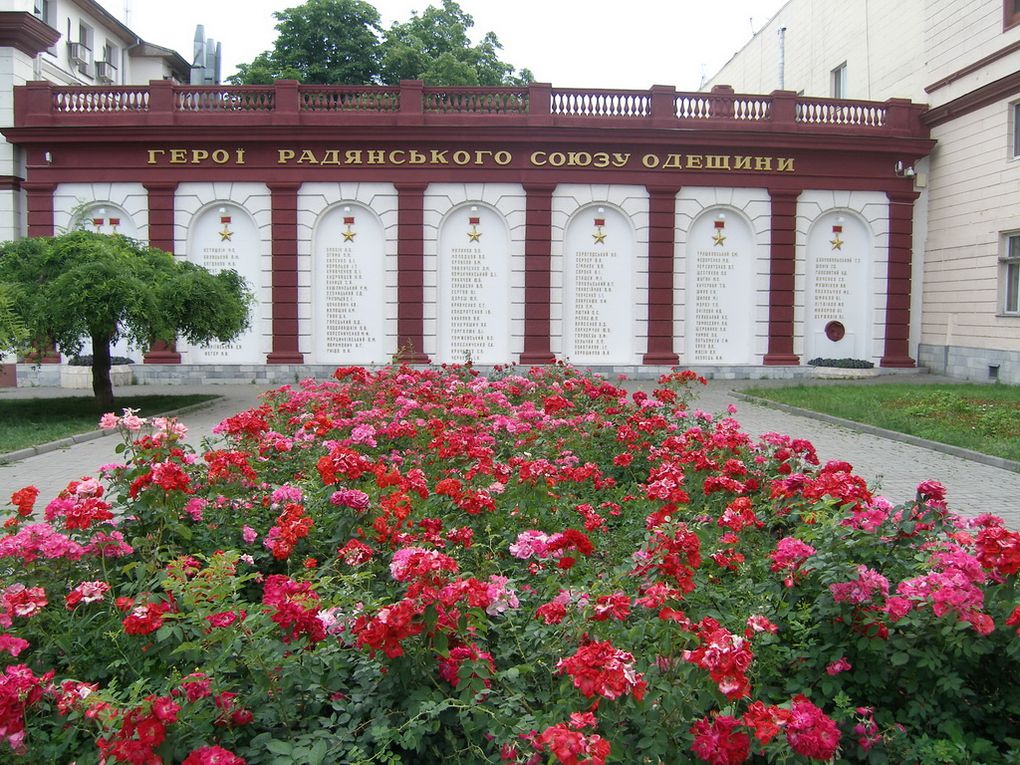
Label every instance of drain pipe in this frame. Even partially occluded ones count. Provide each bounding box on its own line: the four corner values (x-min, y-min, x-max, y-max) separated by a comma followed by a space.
777, 26, 787, 89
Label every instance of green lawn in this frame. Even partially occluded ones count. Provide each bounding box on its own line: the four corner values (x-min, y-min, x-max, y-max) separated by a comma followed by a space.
0, 394, 218, 454
742, 383, 1020, 462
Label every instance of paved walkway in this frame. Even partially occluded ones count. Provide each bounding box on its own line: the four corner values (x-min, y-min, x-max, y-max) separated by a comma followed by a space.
1, 377, 1017, 528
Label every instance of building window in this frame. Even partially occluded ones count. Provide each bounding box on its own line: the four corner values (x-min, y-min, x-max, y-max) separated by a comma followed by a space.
1014, 102, 1020, 158
1003, 235, 1020, 314
1005, 0, 1020, 30
33, 0, 52, 25
831, 63, 848, 99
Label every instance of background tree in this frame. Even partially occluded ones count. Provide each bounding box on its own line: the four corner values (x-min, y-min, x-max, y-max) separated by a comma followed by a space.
230, 0, 382, 85
379, 0, 533, 86
0, 231, 252, 411
228, 0, 532, 86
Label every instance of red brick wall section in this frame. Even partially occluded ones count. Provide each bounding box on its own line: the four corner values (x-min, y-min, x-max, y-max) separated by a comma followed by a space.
395, 183, 430, 364
23, 182, 53, 237
520, 184, 555, 365
643, 186, 681, 365
880, 190, 920, 368
143, 183, 181, 363
763, 189, 802, 365
267, 184, 305, 363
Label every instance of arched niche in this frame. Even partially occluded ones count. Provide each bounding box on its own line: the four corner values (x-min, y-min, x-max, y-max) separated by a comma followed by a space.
186, 203, 263, 363
562, 204, 634, 363
436, 203, 511, 364
805, 211, 872, 360
312, 202, 386, 363
684, 208, 755, 363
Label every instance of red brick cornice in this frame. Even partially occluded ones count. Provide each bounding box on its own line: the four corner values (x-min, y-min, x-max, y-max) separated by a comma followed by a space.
0, 12, 60, 57
923, 70, 1020, 127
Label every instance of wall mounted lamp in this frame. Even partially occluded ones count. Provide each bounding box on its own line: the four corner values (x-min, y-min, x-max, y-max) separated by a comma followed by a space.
894, 160, 915, 178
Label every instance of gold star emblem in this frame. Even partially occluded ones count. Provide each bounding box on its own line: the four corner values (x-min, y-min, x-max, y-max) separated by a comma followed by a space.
830, 235, 843, 250
342, 227, 356, 242
468, 226, 482, 242
593, 229, 606, 244
219, 227, 233, 241
712, 231, 726, 246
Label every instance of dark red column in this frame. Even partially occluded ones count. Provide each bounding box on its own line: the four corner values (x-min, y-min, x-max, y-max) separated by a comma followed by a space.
395, 182, 430, 364
763, 189, 801, 365
21, 182, 59, 363
23, 181, 54, 237
643, 185, 680, 365
520, 183, 554, 365
266, 183, 304, 363
143, 182, 181, 363
880, 190, 920, 368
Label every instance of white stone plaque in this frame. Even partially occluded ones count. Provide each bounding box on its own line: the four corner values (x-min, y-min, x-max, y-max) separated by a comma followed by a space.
437, 206, 509, 364
563, 207, 633, 363
188, 206, 263, 363
806, 214, 870, 359
314, 205, 385, 363
685, 212, 754, 363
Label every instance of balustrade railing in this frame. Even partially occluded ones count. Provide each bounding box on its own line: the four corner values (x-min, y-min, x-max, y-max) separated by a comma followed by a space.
301, 86, 400, 112
19, 80, 922, 137
796, 98, 886, 127
423, 86, 529, 114
550, 88, 650, 117
174, 87, 275, 112
52, 86, 148, 113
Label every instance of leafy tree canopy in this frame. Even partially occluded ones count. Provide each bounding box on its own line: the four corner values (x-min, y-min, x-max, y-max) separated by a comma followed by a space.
0, 231, 252, 409
228, 0, 533, 86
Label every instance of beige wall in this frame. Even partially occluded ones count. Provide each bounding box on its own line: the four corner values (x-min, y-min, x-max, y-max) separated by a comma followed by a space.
708, 0, 1020, 363
708, 0, 927, 101
926, 0, 1020, 106
924, 100, 1020, 352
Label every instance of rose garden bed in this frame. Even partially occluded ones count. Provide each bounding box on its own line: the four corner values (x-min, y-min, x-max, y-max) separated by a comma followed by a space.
2, 364, 1019, 764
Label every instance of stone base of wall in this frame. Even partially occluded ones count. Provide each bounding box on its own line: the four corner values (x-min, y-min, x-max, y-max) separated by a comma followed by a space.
13, 362, 929, 387
918, 344, 1020, 384
60, 365, 134, 389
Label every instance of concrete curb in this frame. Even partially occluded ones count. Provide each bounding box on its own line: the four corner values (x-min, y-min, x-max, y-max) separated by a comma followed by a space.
733, 392, 1020, 474
0, 395, 225, 465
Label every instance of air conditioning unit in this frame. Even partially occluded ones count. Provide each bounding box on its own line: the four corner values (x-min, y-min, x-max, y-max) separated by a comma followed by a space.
68, 42, 92, 70
95, 60, 116, 83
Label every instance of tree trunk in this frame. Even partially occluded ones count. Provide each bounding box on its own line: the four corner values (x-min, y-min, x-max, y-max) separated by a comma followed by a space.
91, 334, 115, 412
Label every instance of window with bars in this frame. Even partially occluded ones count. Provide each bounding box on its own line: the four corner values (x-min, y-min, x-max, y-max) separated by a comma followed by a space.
1003, 235, 1020, 314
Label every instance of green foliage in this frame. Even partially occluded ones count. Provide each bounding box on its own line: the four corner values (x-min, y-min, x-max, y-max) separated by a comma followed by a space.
0, 231, 252, 408
807, 357, 875, 369
228, 0, 532, 86
745, 383, 1020, 461
0, 394, 217, 453
379, 1, 533, 86
232, 0, 382, 85
0, 283, 27, 352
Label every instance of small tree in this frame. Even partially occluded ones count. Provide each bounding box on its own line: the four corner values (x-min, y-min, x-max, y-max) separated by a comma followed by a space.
0, 231, 252, 410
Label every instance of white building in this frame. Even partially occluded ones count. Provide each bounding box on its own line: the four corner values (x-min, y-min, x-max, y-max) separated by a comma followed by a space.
708, 0, 1020, 383
1, 0, 195, 244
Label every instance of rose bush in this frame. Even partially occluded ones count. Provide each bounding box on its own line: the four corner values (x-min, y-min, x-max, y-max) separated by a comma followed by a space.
1, 363, 1019, 764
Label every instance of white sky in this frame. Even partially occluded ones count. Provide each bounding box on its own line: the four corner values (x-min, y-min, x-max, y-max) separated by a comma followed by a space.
95, 0, 788, 90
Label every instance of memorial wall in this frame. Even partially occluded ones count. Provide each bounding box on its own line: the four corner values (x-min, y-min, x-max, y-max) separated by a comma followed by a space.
53, 182, 890, 368
7, 81, 932, 374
